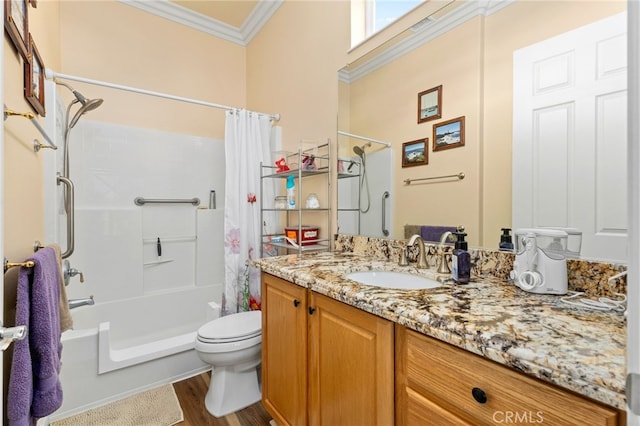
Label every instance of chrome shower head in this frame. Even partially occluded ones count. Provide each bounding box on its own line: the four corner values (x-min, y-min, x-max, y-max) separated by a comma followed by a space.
56, 79, 104, 128
352, 142, 371, 158
68, 98, 104, 128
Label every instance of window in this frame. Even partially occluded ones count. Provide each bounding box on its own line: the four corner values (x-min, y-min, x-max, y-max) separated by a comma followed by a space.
368, 0, 424, 36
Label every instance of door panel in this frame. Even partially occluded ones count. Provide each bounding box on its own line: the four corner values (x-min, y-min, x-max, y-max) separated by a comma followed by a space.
513, 12, 627, 262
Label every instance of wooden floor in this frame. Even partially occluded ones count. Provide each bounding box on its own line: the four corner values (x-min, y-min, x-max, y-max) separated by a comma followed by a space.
173, 372, 273, 426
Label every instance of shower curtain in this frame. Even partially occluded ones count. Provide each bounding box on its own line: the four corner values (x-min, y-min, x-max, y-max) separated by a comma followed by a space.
223, 109, 273, 314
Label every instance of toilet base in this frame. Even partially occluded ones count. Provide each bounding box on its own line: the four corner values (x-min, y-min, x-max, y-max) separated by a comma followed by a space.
204, 367, 261, 418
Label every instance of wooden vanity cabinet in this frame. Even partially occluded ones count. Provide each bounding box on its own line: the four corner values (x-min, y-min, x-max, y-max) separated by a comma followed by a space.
261, 273, 395, 426
395, 326, 622, 426
262, 272, 309, 426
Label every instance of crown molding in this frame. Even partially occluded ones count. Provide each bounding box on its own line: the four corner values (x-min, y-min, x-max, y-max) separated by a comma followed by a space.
340, 0, 516, 83
241, 0, 284, 43
118, 0, 283, 46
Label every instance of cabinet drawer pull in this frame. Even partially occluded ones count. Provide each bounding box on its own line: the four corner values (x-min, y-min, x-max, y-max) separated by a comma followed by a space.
471, 387, 487, 404
293, 299, 301, 307
308, 307, 316, 315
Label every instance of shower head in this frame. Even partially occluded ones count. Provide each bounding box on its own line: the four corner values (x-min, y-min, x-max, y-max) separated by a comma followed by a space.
352, 142, 371, 158
56, 79, 104, 128
68, 98, 104, 128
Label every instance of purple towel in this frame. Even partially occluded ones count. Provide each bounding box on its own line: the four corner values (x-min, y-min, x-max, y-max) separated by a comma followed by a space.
8, 247, 63, 426
420, 225, 458, 243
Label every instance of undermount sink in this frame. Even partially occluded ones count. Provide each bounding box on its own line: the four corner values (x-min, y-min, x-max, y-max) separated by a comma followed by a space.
346, 271, 442, 290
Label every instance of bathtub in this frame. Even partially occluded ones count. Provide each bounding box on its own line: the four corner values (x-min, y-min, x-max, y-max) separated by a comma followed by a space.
49, 285, 219, 421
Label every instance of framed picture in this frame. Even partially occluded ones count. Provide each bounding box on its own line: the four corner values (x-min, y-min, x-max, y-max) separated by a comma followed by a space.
433, 116, 465, 151
24, 34, 45, 116
417, 85, 442, 123
4, 0, 29, 61
402, 138, 428, 168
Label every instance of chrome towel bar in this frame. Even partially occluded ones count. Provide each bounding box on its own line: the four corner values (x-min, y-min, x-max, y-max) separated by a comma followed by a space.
134, 197, 201, 206
404, 172, 465, 185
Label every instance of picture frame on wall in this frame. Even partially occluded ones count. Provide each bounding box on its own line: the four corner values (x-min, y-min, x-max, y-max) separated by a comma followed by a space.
25, 34, 45, 116
417, 85, 442, 123
4, 0, 29, 61
402, 138, 428, 168
433, 116, 465, 152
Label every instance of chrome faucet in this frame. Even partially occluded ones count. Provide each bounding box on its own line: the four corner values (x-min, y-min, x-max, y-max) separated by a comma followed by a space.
437, 232, 456, 274
68, 296, 95, 309
408, 234, 428, 269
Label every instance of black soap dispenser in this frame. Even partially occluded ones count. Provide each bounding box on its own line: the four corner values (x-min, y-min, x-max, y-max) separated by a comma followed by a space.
452, 232, 470, 284
499, 228, 514, 251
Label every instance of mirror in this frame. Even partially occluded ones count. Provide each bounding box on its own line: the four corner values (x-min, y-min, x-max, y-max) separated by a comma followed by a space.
337, 0, 628, 262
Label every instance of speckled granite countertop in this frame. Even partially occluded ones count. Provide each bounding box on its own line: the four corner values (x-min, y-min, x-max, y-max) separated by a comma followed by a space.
255, 251, 626, 410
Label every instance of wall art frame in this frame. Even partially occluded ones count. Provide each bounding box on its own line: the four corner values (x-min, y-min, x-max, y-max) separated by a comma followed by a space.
433, 116, 465, 152
417, 85, 442, 123
4, 0, 29, 61
24, 33, 45, 116
402, 138, 428, 168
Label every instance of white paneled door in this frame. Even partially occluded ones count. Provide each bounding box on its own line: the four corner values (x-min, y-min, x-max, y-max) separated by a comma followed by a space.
513, 12, 628, 263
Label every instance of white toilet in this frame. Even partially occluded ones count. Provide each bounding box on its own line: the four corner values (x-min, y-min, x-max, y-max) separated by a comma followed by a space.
195, 310, 262, 417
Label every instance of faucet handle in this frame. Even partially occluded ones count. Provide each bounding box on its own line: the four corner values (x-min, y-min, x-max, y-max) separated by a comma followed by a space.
398, 246, 409, 266
437, 252, 451, 274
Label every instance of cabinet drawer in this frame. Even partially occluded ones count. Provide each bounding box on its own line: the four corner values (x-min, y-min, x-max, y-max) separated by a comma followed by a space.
402, 328, 619, 426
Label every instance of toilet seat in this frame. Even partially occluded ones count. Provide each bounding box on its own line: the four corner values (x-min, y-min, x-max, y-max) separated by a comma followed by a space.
197, 310, 262, 344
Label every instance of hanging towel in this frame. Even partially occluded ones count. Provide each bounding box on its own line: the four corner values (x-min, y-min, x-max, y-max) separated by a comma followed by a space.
49, 244, 73, 333
8, 247, 64, 426
420, 225, 458, 243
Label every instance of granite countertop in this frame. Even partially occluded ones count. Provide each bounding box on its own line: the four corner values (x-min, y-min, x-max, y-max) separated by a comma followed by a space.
255, 251, 627, 410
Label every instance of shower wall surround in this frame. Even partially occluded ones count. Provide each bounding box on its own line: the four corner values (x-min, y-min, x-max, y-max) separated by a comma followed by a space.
334, 234, 627, 298
62, 120, 225, 303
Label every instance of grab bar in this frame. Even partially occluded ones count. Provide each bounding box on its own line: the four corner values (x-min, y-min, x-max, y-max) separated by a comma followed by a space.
403, 172, 465, 185
381, 191, 390, 236
134, 197, 200, 206
57, 175, 75, 259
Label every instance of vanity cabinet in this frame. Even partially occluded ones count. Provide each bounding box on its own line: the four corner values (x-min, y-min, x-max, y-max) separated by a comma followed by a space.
395, 326, 622, 426
261, 273, 395, 426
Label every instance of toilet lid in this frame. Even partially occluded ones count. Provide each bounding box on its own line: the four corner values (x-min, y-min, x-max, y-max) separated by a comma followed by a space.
197, 310, 262, 343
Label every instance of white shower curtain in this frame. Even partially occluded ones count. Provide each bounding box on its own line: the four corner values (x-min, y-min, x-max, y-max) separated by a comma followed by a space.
223, 109, 273, 314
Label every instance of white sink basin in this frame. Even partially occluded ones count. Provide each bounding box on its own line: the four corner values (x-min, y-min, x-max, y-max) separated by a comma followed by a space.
346, 271, 442, 290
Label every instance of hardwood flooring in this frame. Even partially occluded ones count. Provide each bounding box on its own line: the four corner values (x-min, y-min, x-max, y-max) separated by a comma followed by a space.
173, 372, 273, 426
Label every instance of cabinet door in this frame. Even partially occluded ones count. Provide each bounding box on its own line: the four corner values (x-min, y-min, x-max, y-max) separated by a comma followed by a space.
261, 273, 308, 426
308, 292, 394, 426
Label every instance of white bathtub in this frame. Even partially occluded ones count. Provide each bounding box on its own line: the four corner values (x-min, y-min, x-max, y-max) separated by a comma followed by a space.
48, 285, 219, 421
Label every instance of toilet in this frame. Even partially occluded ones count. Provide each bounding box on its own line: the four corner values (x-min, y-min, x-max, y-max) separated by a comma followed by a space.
195, 310, 262, 417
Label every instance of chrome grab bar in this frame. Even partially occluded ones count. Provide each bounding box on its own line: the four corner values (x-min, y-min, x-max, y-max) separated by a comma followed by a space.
57, 175, 75, 259
134, 197, 200, 206
404, 172, 465, 185
381, 191, 390, 236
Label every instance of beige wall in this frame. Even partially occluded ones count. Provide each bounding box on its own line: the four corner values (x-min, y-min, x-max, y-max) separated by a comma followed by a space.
247, 0, 350, 236
348, 17, 483, 243
4, 0, 60, 261
58, 1, 246, 137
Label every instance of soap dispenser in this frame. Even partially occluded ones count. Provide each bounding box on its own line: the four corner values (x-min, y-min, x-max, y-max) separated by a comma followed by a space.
452, 232, 470, 284
499, 228, 514, 251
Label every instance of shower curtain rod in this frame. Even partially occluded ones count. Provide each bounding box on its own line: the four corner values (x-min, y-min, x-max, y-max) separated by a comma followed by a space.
337, 131, 391, 147
44, 69, 280, 121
